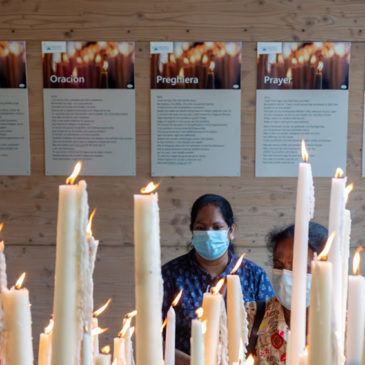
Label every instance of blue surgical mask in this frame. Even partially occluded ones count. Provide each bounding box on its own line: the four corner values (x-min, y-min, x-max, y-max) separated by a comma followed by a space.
192, 230, 230, 260
271, 268, 312, 310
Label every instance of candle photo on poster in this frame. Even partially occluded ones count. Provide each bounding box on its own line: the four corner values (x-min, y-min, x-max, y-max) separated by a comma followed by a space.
255, 42, 350, 178
42, 41, 136, 176
150, 42, 242, 177
0, 41, 31, 175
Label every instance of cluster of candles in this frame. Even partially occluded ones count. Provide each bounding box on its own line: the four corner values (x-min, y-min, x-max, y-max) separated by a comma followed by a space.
257, 42, 350, 89
0, 139, 364, 365
0, 41, 27, 88
151, 42, 241, 89
42, 42, 134, 89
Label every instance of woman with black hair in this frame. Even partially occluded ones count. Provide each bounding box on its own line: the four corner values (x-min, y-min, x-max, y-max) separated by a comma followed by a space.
246, 221, 328, 365
162, 194, 274, 365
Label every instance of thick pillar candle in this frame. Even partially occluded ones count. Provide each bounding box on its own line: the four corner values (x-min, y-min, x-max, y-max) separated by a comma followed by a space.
307, 260, 333, 365
134, 186, 163, 365
165, 306, 176, 365
289, 141, 315, 365
191, 319, 204, 365
2, 279, 34, 365
52, 177, 89, 365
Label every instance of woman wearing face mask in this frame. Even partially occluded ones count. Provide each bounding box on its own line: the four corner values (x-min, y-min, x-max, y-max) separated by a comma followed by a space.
246, 222, 328, 365
162, 194, 275, 365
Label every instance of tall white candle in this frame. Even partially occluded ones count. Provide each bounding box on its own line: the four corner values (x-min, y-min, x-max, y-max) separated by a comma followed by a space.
0, 233, 8, 363
165, 306, 176, 365
134, 183, 163, 365
346, 248, 365, 364
38, 319, 54, 365
308, 237, 334, 365
2, 274, 34, 365
83, 333, 92, 365
327, 168, 346, 362
52, 164, 89, 365
191, 318, 204, 365
289, 140, 315, 365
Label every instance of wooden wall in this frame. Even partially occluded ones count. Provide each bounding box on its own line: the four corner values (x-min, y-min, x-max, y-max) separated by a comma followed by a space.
1, 0, 365, 356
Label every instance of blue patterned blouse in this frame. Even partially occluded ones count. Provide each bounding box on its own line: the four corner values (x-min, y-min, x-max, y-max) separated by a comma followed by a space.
162, 249, 274, 355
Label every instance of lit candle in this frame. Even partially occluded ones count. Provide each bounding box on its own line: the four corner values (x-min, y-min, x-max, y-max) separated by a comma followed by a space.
92, 298, 112, 358
165, 290, 183, 365
202, 278, 227, 365
289, 140, 315, 365
346, 247, 365, 365
95, 345, 112, 365
134, 182, 163, 365
227, 254, 248, 365
114, 310, 136, 365
51, 161, 89, 365
299, 347, 308, 365
191, 308, 204, 365
2, 273, 34, 365
308, 234, 335, 365
38, 319, 54, 365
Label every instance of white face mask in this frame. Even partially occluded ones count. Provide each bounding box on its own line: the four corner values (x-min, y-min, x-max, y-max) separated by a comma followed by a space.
271, 268, 312, 310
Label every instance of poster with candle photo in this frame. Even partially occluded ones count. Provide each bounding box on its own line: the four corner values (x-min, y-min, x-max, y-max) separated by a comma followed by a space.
256, 42, 350, 177
42, 41, 136, 176
0, 41, 31, 175
150, 42, 241, 176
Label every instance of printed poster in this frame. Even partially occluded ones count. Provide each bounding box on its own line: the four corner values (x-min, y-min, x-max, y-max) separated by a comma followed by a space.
151, 42, 241, 176
42, 41, 136, 176
0, 41, 30, 175
256, 42, 350, 177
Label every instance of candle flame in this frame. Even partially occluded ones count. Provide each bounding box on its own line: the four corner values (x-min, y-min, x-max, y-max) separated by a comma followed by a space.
127, 310, 137, 318
72, 67, 78, 78
130, 326, 135, 338
209, 61, 215, 71
0, 241, 4, 253
15, 272, 26, 289
102, 60, 108, 71
0, 222, 3, 233
95, 54, 101, 63
230, 253, 246, 274
140, 182, 159, 194
278, 54, 284, 63
178, 68, 185, 78
334, 167, 344, 178
87, 208, 97, 238
161, 318, 167, 332
317, 232, 336, 261
301, 139, 309, 162
101, 345, 111, 354
245, 354, 255, 365
45, 318, 54, 335
345, 183, 354, 205
353, 246, 363, 275
77, 57, 83, 64
120, 317, 132, 337
202, 320, 207, 334
93, 298, 112, 317
211, 278, 225, 295
184, 57, 189, 65
202, 55, 208, 64
317, 61, 324, 72
292, 58, 298, 65
310, 55, 317, 64
172, 289, 183, 306
238, 337, 244, 361
286, 68, 292, 79
91, 327, 108, 336
298, 55, 304, 64
66, 161, 82, 185
196, 307, 204, 319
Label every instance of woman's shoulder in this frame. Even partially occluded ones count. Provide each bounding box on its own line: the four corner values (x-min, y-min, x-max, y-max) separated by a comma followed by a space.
162, 250, 194, 275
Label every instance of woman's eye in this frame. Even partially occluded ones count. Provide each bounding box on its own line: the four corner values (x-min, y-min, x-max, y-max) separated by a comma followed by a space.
213, 225, 224, 230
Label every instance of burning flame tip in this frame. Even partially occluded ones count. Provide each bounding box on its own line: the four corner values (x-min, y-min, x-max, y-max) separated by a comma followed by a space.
172, 289, 183, 307
87, 208, 97, 238
161, 318, 168, 332
0, 222, 3, 232
353, 246, 363, 275
334, 167, 344, 178
140, 182, 159, 194
101, 345, 111, 354
230, 252, 246, 274
301, 139, 309, 162
317, 231, 336, 261
45, 318, 54, 335
345, 183, 354, 205
245, 354, 255, 365
93, 298, 112, 317
211, 278, 225, 295
66, 161, 82, 185
196, 307, 204, 319
15, 272, 26, 289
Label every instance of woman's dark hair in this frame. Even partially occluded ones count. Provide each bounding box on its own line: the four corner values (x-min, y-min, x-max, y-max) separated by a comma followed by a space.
190, 194, 234, 231
266, 221, 328, 255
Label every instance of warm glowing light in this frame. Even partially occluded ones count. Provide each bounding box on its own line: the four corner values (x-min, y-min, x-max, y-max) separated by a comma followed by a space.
66, 161, 82, 185
335, 167, 344, 178
226, 43, 236, 56
239, 338, 244, 361
127, 310, 137, 318
140, 182, 159, 194
345, 183, 354, 205
95, 55, 101, 63
172, 289, 183, 307
317, 232, 336, 261
310, 55, 317, 64
91, 327, 108, 336
15, 272, 26, 289
196, 307, 204, 319
130, 326, 135, 337
87, 208, 97, 238
352, 246, 363, 275
230, 253, 246, 274
298, 55, 304, 64
93, 298, 112, 317
178, 68, 185, 78
120, 317, 132, 337
77, 57, 83, 64
101, 345, 111, 354
334, 43, 346, 56
202, 320, 207, 334
161, 318, 167, 332
119, 43, 129, 55
45, 319, 54, 335
278, 54, 284, 63
211, 278, 225, 295
102, 61, 108, 72
286, 68, 292, 79
292, 58, 298, 65
317, 61, 324, 72
0, 241, 4, 252
184, 57, 189, 65
72, 67, 78, 78
83, 55, 89, 63
245, 354, 255, 365
9, 42, 22, 55
209, 61, 215, 71
301, 139, 309, 162
0, 222, 3, 233
202, 55, 208, 64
